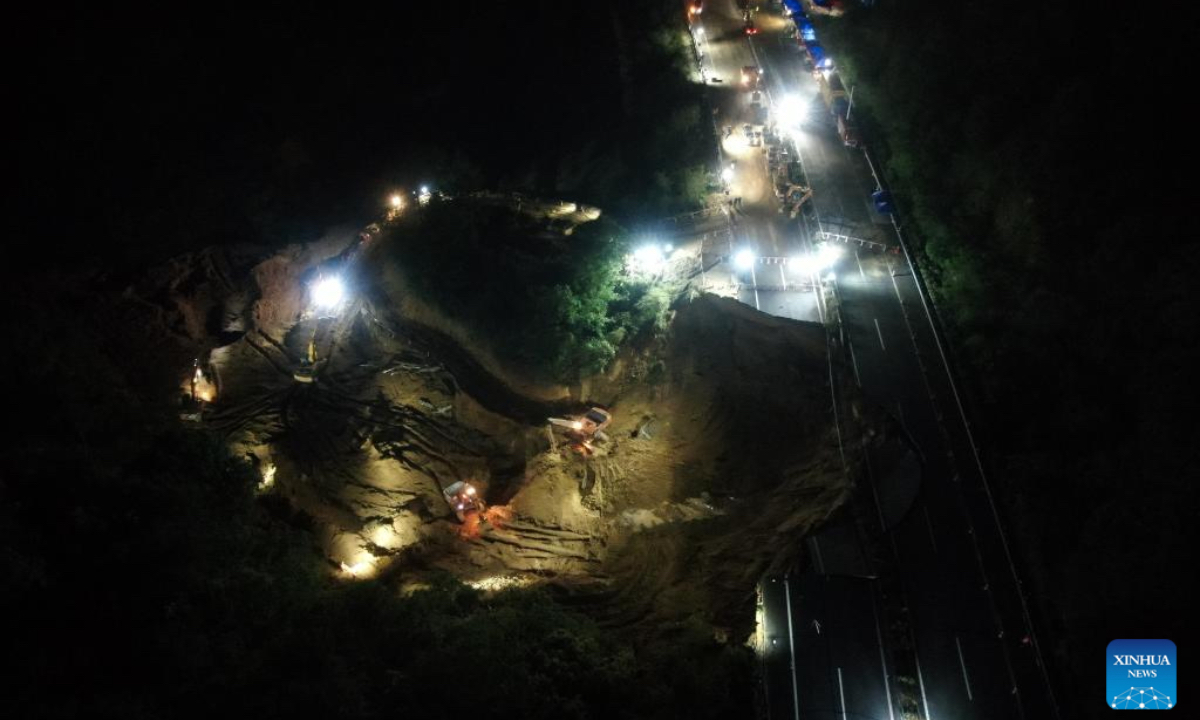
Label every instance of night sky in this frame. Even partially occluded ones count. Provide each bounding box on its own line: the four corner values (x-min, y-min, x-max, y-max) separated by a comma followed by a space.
14, 3, 622, 272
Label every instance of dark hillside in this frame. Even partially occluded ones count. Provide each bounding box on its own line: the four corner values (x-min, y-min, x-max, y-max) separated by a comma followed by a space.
818, 1, 1196, 712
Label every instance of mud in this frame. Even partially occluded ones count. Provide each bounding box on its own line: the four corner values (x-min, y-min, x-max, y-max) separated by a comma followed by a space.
131, 198, 860, 639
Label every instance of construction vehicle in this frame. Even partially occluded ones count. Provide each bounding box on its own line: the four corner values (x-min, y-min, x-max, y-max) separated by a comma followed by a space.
190, 358, 216, 403
802, 41, 834, 72
837, 114, 860, 148
771, 160, 813, 217
293, 322, 325, 383
793, 18, 815, 42
785, 185, 814, 218
548, 407, 613, 456
817, 70, 847, 111
741, 65, 762, 89
443, 481, 484, 523
180, 358, 216, 421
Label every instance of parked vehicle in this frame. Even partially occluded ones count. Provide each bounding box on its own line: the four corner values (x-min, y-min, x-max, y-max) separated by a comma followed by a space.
837, 114, 860, 147
817, 69, 847, 110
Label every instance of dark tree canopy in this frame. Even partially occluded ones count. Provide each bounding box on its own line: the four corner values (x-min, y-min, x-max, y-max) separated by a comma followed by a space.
817, 0, 1195, 710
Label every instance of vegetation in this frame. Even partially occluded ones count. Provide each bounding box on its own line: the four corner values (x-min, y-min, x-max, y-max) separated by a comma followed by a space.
564, 0, 717, 218
2, 433, 754, 719
0, 286, 753, 719
816, 0, 1194, 709
386, 198, 682, 382
370, 0, 710, 383
5, 3, 739, 714
1, 4, 730, 718
15, 0, 711, 384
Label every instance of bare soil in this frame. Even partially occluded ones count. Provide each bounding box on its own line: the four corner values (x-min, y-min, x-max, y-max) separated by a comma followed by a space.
128, 203, 860, 642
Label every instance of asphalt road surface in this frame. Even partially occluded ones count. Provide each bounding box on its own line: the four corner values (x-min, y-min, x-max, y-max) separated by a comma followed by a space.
692, 2, 1058, 719
761, 573, 901, 720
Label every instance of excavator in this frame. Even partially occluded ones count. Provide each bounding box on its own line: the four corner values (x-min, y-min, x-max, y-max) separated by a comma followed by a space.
443, 481, 485, 523
180, 358, 217, 421
548, 407, 613, 456
293, 322, 325, 383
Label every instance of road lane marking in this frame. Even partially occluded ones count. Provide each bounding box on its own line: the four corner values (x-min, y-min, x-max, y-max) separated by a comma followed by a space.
870, 587, 898, 720
810, 536, 826, 574
864, 452, 888, 531
956, 635, 974, 701
751, 265, 761, 310
779, 264, 787, 289
923, 505, 939, 553
849, 341, 861, 386
889, 202, 1055, 715
856, 249, 865, 279
915, 648, 934, 720
888, 260, 905, 307
759, 585, 774, 713
874, 318, 886, 350
837, 667, 847, 718
783, 577, 802, 720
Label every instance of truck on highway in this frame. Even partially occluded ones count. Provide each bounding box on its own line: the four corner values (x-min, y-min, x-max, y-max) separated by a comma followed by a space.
836, 114, 859, 147
817, 69, 847, 110
793, 19, 816, 43
802, 40, 834, 72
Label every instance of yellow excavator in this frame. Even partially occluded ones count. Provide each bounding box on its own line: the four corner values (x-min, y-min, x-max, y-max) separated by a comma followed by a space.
548, 407, 613, 456
293, 323, 323, 383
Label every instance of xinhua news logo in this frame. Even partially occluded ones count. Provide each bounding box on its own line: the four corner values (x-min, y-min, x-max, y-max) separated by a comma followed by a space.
1108, 639, 1176, 710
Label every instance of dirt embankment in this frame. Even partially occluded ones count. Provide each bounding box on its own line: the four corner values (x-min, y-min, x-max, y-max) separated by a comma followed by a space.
126, 227, 359, 350
375, 253, 573, 404
551, 295, 851, 634
121, 209, 857, 642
